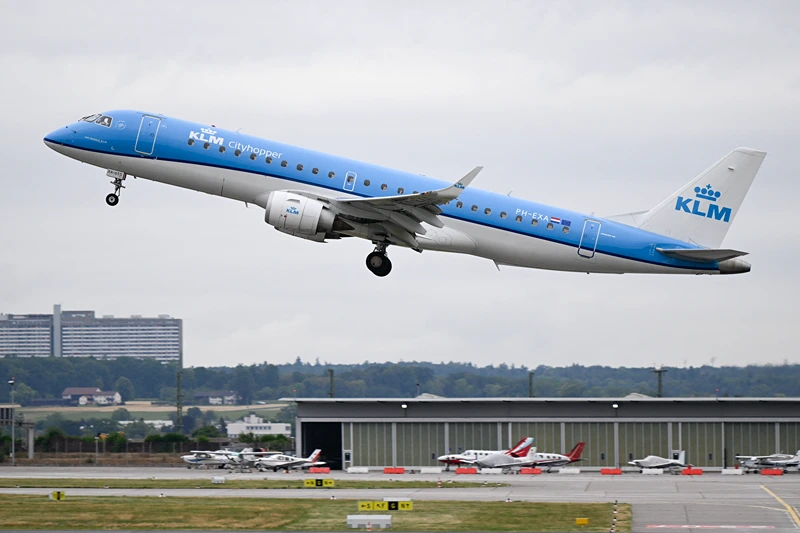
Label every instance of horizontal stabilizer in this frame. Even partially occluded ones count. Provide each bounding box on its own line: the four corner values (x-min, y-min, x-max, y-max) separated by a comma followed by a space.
656, 248, 748, 263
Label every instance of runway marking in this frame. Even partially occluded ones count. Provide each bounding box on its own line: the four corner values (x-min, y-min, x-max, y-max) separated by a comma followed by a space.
646, 527, 775, 530
761, 485, 800, 529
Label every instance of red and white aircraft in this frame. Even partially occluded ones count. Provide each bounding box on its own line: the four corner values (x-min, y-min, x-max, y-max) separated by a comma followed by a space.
437, 437, 533, 470
476, 442, 586, 471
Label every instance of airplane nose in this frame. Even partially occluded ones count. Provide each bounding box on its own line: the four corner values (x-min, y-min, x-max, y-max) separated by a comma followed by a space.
43, 126, 76, 150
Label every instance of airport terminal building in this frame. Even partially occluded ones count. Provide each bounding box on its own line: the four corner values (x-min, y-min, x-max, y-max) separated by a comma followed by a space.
0, 304, 181, 361
292, 397, 800, 471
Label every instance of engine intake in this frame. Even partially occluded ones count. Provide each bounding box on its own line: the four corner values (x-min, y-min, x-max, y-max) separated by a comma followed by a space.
264, 191, 335, 242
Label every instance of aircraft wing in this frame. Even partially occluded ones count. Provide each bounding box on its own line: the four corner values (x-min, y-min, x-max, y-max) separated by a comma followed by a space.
276, 167, 482, 251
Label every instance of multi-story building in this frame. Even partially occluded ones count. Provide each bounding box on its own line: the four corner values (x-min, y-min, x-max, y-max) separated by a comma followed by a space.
226, 415, 292, 439
0, 304, 181, 362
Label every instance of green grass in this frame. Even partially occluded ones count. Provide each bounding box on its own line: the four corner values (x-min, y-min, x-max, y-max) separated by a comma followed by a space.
0, 478, 497, 490
0, 495, 631, 531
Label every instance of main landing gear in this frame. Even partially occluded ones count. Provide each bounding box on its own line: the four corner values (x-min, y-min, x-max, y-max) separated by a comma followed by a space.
366, 243, 392, 277
106, 174, 126, 206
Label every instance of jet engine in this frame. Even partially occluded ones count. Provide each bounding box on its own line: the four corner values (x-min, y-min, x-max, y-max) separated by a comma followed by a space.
264, 191, 336, 242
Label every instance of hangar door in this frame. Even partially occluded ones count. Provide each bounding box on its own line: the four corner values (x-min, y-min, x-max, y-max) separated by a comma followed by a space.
302, 422, 342, 470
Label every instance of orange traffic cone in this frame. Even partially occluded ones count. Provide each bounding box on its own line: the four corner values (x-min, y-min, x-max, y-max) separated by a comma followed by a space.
437, 479, 442, 488
367, 522, 372, 531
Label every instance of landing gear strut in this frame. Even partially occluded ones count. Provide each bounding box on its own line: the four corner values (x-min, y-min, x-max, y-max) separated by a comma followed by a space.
106, 175, 126, 206
366, 243, 392, 277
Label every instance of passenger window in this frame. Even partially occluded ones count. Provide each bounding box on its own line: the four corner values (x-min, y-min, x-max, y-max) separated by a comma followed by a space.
281, 160, 288, 167
328, 171, 335, 178
413, 191, 419, 194
381, 184, 388, 191
471, 205, 478, 212
515, 215, 522, 222
249, 153, 256, 160
203, 142, 210, 150
234, 149, 241, 157
562, 226, 569, 234
312, 168, 319, 174
500, 212, 507, 219
266, 156, 272, 164
397, 187, 404, 194
532, 219, 538, 226
219, 146, 226, 153
187, 139, 194, 146
547, 222, 554, 230
456, 201, 463, 208
297, 164, 303, 171
364, 179, 371, 186
484, 208, 492, 215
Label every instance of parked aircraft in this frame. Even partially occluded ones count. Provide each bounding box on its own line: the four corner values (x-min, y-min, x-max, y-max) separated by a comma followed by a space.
437, 437, 534, 470
629, 451, 688, 471
476, 442, 585, 471
181, 448, 277, 469
44, 111, 765, 277
735, 451, 800, 473
255, 449, 325, 472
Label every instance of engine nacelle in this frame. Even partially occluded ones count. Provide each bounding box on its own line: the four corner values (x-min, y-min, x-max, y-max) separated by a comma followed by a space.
264, 191, 335, 242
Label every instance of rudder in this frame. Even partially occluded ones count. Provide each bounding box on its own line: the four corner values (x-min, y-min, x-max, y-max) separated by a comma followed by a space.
632, 148, 766, 248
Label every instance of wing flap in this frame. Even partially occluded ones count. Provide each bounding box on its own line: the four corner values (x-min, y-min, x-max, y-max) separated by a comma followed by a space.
656, 248, 748, 263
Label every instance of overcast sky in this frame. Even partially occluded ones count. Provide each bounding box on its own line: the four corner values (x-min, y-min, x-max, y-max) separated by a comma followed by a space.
1, 1, 798, 369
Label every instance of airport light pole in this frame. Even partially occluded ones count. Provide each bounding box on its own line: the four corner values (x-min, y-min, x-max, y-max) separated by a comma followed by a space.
8, 377, 15, 467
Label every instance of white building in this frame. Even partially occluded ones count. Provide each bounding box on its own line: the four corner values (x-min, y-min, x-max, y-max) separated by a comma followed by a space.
227, 415, 291, 439
0, 304, 181, 362
119, 419, 173, 431
62, 387, 122, 406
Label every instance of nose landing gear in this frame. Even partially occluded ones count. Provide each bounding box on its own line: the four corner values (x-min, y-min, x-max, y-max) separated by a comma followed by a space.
366, 243, 392, 277
106, 171, 126, 206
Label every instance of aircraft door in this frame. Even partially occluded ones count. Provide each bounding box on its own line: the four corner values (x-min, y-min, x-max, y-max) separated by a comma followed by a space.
343, 171, 357, 192
135, 115, 161, 155
578, 219, 601, 258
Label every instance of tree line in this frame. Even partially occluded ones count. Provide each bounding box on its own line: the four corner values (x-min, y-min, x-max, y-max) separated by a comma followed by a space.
2, 357, 799, 404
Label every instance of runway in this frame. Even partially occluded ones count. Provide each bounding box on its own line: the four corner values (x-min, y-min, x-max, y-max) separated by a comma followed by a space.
2, 467, 799, 531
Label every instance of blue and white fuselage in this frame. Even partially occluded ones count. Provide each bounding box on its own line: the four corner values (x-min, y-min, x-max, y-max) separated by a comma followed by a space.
44, 111, 765, 276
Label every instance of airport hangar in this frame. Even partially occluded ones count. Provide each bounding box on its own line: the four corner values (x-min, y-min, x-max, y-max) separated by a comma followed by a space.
290, 397, 800, 471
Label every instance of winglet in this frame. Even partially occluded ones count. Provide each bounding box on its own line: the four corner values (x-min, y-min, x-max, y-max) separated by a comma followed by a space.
457, 166, 483, 189
438, 166, 482, 202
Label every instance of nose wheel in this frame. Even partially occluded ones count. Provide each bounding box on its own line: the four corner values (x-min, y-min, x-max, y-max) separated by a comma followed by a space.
366, 244, 392, 277
106, 175, 126, 206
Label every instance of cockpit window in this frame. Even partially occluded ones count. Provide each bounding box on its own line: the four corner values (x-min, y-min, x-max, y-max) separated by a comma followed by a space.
79, 114, 101, 122
95, 115, 113, 128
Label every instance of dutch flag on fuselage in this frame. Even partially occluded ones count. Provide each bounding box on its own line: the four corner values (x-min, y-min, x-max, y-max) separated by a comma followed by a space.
550, 217, 571, 227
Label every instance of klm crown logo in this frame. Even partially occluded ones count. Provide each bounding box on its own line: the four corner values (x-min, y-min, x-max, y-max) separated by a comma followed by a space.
201, 128, 217, 135
675, 184, 731, 223
286, 206, 300, 215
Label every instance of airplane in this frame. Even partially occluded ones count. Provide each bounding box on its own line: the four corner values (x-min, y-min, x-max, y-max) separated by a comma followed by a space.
254, 449, 325, 472
628, 451, 688, 472
476, 442, 585, 472
181, 448, 278, 469
44, 110, 766, 277
437, 437, 534, 470
735, 451, 800, 473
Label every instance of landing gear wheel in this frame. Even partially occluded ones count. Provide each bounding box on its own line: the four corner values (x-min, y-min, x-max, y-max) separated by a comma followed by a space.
105, 193, 119, 206
366, 252, 392, 277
